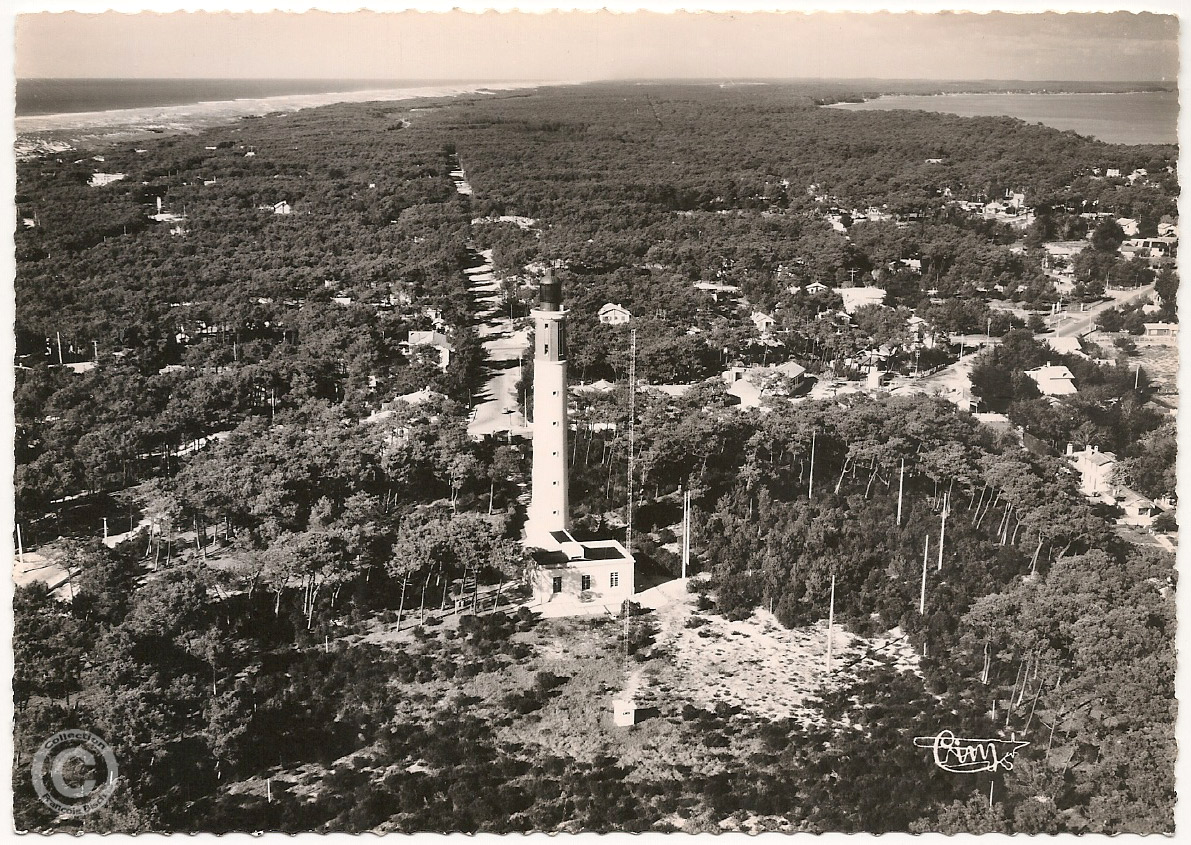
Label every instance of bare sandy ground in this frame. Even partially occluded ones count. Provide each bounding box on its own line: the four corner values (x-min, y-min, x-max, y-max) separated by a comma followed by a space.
634, 576, 920, 723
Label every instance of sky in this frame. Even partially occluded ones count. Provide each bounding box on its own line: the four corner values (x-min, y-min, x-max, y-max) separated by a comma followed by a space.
12, 7, 1181, 83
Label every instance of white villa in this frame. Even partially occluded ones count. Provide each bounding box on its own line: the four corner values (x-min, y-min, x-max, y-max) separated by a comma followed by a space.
598, 303, 632, 325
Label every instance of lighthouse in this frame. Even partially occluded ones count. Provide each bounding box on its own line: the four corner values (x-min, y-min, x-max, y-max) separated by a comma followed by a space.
525, 269, 635, 613
525, 269, 571, 546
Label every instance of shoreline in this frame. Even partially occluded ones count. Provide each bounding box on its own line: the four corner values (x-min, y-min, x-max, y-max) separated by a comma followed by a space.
822, 89, 1177, 146
820, 86, 1176, 106
15, 80, 571, 157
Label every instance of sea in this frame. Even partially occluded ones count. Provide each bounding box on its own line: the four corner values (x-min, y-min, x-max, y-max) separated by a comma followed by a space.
826, 90, 1178, 146
15, 78, 508, 117
13, 77, 556, 158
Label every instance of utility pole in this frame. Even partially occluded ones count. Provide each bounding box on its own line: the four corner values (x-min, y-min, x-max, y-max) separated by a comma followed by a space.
626, 328, 637, 556
808, 430, 816, 500
92, 340, 99, 362
16, 523, 24, 567
937, 493, 948, 571
56, 332, 64, 366
920, 534, 930, 614
826, 572, 836, 672
681, 487, 691, 579
897, 458, 905, 526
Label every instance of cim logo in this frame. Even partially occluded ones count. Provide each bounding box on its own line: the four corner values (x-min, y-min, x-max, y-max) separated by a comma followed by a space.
913, 730, 1029, 774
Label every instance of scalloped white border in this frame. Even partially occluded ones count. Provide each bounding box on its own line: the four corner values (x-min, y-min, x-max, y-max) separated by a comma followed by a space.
0, 5, 1186, 844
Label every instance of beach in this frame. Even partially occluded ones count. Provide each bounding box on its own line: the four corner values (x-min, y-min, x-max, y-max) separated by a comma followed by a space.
15, 80, 564, 158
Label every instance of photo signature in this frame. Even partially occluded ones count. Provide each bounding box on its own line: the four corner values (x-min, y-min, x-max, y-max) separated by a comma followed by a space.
913, 730, 1030, 773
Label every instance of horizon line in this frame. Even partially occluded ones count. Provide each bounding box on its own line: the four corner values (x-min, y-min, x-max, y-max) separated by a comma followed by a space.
16, 76, 1178, 85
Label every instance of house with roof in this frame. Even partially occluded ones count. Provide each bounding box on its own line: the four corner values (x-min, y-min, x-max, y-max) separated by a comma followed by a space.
1115, 489, 1160, 525
905, 314, 939, 349
1068, 444, 1118, 495
1026, 364, 1078, 396
406, 330, 454, 371
723, 360, 808, 386
1143, 322, 1178, 340
974, 411, 1014, 434
1116, 217, 1140, 237
722, 360, 811, 408
693, 281, 743, 304
725, 378, 765, 410
89, 172, 126, 187
804, 281, 828, 295
860, 206, 893, 223
1045, 336, 1087, 358
1122, 236, 1177, 267
833, 286, 887, 315
598, 303, 632, 326
751, 311, 777, 335
1066, 443, 1158, 526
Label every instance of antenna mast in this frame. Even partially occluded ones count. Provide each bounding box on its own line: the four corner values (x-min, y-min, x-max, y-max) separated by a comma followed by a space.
626, 328, 637, 556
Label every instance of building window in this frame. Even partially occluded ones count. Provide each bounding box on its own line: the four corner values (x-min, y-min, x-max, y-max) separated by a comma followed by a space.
581, 574, 591, 591
610, 572, 619, 588
544, 343, 549, 355
552, 576, 563, 594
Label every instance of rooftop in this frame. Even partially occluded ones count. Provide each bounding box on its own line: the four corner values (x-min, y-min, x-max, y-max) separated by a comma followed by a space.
534, 531, 634, 566
833, 286, 887, 314
1026, 365, 1078, 396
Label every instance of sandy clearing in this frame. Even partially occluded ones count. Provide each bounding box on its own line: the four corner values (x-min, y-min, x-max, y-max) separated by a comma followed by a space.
632, 576, 920, 723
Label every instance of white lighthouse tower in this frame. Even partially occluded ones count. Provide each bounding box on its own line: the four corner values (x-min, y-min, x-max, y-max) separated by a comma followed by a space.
525, 269, 635, 612
525, 269, 571, 546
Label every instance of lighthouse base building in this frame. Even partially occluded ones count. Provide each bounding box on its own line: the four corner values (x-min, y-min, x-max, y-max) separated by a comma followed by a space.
524, 270, 635, 614
528, 531, 635, 612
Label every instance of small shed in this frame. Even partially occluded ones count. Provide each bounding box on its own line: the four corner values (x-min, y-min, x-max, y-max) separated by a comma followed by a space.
612, 699, 641, 727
